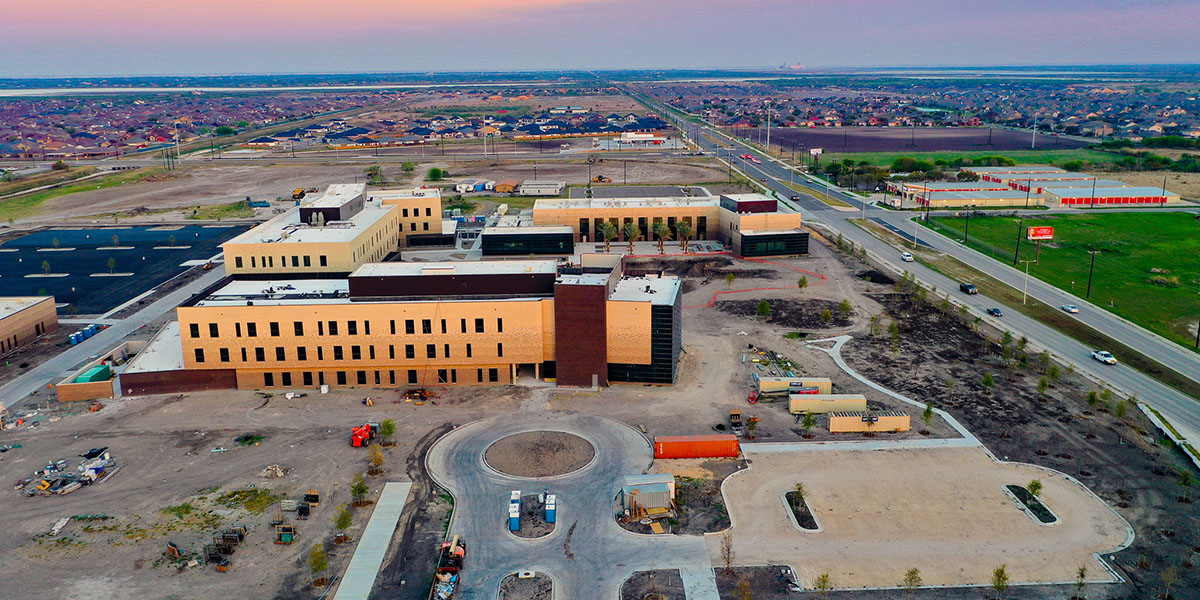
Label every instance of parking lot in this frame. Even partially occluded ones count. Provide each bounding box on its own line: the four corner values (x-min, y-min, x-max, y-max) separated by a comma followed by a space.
0, 225, 246, 314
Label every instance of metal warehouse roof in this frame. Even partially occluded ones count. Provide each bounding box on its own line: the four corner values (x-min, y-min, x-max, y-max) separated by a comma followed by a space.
351, 260, 557, 278
1042, 186, 1180, 198
962, 166, 1065, 174
925, 190, 1027, 200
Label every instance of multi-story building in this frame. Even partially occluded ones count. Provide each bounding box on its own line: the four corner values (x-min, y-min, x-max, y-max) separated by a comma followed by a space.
0, 296, 57, 356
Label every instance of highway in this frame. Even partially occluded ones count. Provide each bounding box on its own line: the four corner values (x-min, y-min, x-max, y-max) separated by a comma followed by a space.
663, 102, 1200, 456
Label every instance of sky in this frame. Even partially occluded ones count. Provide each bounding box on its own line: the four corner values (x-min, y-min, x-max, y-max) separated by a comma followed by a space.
2, 0, 1199, 77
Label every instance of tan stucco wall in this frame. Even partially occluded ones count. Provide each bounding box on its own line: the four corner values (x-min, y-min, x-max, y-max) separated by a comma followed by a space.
829, 413, 911, 433
789, 394, 868, 414
0, 296, 57, 353
380, 195, 442, 246
223, 206, 400, 276
606, 301, 652, 364
55, 380, 113, 402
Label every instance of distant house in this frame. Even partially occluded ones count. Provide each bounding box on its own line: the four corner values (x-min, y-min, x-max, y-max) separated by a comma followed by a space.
247, 136, 279, 147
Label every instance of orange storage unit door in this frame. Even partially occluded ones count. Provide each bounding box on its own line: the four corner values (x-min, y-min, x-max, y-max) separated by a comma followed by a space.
653, 434, 740, 459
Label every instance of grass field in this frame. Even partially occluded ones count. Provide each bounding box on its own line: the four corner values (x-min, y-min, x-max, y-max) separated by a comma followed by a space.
0, 168, 162, 222
821, 148, 1120, 168
926, 212, 1200, 350
187, 200, 255, 220
0, 167, 97, 198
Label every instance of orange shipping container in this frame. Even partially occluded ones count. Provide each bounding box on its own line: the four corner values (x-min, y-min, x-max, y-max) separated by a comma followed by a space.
654, 434, 740, 459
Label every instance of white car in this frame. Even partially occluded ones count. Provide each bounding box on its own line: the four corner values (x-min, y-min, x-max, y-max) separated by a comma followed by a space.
1061, 304, 1080, 314
900, 252, 914, 262
1091, 350, 1117, 365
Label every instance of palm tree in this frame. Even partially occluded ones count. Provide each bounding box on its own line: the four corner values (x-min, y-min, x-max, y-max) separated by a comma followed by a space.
622, 222, 641, 253
652, 222, 671, 254
675, 220, 693, 252
598, 221, 618, 253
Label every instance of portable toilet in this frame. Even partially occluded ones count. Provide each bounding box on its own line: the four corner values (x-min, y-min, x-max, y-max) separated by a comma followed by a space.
68, 333, 79, 345
81, 328, 93, 339
545, 494, 557, 524
508, 504, 520, 531
472, 180, 487, 192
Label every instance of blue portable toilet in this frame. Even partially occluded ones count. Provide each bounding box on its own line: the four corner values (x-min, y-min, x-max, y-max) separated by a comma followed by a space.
68, 333, 79, 345
545, 494, 556, 524
81, 328, 93, 339
508, 504, 520, 531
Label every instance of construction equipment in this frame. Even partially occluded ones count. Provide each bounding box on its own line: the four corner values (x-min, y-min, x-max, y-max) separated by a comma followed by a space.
591, 175, 612, 183
292, 188, 306, 200
431, 535, 466, 600
275, 524, 296, 545
297, 502, 310, 519
404, 388, 436, 401
351, 423, 379, 447
729, 410, 744, 435
304, 489, 320, 507
88, 400, 104, 412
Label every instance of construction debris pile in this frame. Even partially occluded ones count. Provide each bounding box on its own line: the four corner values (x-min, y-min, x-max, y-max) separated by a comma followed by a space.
259, 464, 288, 478
13, 447, 119, 497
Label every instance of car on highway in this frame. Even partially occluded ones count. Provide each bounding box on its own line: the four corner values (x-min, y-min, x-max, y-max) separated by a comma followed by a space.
1091, 350, 1117, 365
900, 252, 914, 262
791, 195, 803, 201
959, 283, 978, 294
750, 157, 761, 164
986, 307, 1003, 317
759, 177, 768, 182
1061, 304, 1080, 314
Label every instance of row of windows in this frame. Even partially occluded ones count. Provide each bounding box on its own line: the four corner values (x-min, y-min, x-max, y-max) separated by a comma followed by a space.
189, 318, 504, 339
233, 255, 329, 270
259, 367, 500, 388
194, 342, 500, 363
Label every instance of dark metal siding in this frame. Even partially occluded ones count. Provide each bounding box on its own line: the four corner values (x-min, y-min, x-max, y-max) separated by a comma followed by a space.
608, 291, 681, 384
553, 283, 608, 387
122, 369, 238, 395
349, 272, 556, 298
737, 232, 809, 257
719, 197, 777, 213
481, 232, 575, 256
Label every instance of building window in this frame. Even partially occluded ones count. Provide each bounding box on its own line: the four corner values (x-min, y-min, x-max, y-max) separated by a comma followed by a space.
488, 368, 499, 383
390, 320, 396, 335
255, 347, 265, 362
357, 371, 367, 385
291, 256, 299, 267
235, 257, 243, 268
438, 369, 448, 384
405, 344, 415, 359
235, 323, 242, 337
374, 371, 380, 385
220, 348, 230, 362
328, 321, 338, 335
422, 319, 432, 334
270, 322, 280, 337
334, 346, 344, 360
444, 343, 450, 358
364, 321, 371, 335
347, 321, 357, 335
441, 319, 447, 334
466, 343, 472, 358
319, 255, 328, 267
336, 371, 347, 385
451, 369, 457, 383
423, 222, 429, 231
402, 208, 409, 217
460, 318, 467, 333
297, 347, 307, 361
389, 370, 395, 385
241, 348, 247, 361
497, 318, 503, 333
209, 323, 219, 337
388, 345, 395, 359
426, 344, 436, 359
497, 342, 504, 358
267, 256, 273, 267
189, 323, 200, 338
408, 370, 418, 384
251, 256, 256, 268
351, 346, 361, 360
405, 320, 415, 334
369, 345, 375, 359
264, 373, 274, 387
194, 348, 205, 363
477, 368, 484, 382
318, 321, 324, 335
294, 321, 304, 336
410, 223, 416, 231
475, 318, 485, 333
276, 347, 286, 361
247, 323, 257, 337
282, 372, 292, 386
425, 207, 432, 216
303, 372, 313, 386
304, 256, 311, 267
317, 346, 324, 360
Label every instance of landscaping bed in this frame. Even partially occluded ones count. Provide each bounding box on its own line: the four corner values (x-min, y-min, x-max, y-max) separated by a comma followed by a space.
717, 299, 853, 329
620, 569, 685, 600
783, 491, 818, 530
498, 571, 551, 600
512, 494, 554, 539
1006, 485, 1057, 524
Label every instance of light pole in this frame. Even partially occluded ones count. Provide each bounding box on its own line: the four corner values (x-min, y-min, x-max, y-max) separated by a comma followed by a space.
1085, 250, 1101, 299
1020, 259, 1035, 304
1024, 177, 1031, 209
1012, 219, 1023, 265
963, 205, 976, 244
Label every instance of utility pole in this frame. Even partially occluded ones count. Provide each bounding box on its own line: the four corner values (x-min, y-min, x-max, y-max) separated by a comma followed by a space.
1090, 176, 1097, 209
1013, 220, 1023, 265
1020, 259, 1035, 304
1024, 177, 1031, 209
1162, 173, 1168, 207
1086, 250, 1101, 299
1031, 118, 1037, 149
963, 205, 975, 244
764, 100, 771, 156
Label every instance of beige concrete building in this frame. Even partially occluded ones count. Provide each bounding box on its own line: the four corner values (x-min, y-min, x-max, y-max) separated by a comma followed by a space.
532, 196, 721, 243
0, 296, 57, 355
368, 186, 445, 246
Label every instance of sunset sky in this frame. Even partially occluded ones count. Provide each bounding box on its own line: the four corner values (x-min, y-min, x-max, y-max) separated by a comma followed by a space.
3, 0, 1198, 77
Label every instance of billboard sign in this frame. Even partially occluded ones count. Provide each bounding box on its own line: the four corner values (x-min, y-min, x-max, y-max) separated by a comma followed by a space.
1027, 226, 1054, 241
809, 148, 823, 156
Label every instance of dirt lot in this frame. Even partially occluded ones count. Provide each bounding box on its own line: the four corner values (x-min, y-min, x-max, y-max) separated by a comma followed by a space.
484, 431, 594, 477
1094, 170, 1200, 201
621, 569, 685, 600
497, 571, 552, 600
441, 157, 727, 189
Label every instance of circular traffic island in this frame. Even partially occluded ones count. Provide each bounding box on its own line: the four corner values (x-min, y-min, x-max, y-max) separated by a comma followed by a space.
485, 431, 595, 478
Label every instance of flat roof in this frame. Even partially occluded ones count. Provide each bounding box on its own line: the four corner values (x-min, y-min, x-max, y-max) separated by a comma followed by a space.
721, 193, 775, 203
194, 279, 352, 306
904, 182, 1012, 190
988, 172, 1095, 181
307, 183, 365, 208
534, 197, 719, 211
963, 166, 1064, 173
556, 272, 612, 286
1034, 179, 1129, 188
1043, 186, 1180, 197
222, 201, 395, 246
521, 180, 565, 186
0, 296, 50, 320
926, 190, 1026, 200
830, 411, 909, 418
609, 275, 680, 305
351, 260, 557, 278
481, 225, 575, 236
123, 321, 185, 373
366, 186, 441, 202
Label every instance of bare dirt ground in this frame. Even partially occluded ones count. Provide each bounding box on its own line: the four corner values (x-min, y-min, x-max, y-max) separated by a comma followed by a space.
497, 571, 552, 600
439, 157, 727, 189
621, 569, 685, 600
0, 328, 71, 386
1094, 170, 1200, 201
484, 431, 594, 478
404, 94, 643, 116
620, 459, 745, 535
512, 494, 554, 539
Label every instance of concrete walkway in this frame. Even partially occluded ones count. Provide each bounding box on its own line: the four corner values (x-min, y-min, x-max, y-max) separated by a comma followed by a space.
426, 412, 720, 600
332, 481, 414, 600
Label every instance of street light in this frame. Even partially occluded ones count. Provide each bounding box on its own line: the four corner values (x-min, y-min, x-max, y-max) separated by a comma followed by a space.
963, 204, 976, 244
1020, 259, 1036, 304
1085, 250, 1101, 299
1012, 219, 1023, 265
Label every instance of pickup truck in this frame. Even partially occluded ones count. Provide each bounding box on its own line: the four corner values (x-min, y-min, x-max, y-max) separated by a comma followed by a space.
959, 283, 978, 294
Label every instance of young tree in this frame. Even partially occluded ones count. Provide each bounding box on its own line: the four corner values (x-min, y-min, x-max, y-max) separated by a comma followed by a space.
1085, 390, 1100, 407
1027, 479, 1043, 497
797, 276, 808, 292
820, 309, 833, 326
380, 418, 396, 445
720, 531, 735, 574
335, 504, 352, 531
622, 221, 641, 253
725, 273, 736, 289
368, 443, 384, 469
41, 260, 50, 275
902, 568, 923, 595
991, 564, 1009, 600
1075, 565, 1087, 599
426, 167, 444, 181
351, 473, 369, 505
1037, 377, 1049, 399
922, 403, 935, 430
982, 373, 995, 393
1162, 565, 1179, 599
802, 413, 817, 436
51, 237, 60, 248
401, 162, 415, 174
1048, 364, 1061, 381
107, 257, 116, 274
675, 220, 693, 252
792, 482, 806, 510
595, 220, 618, 253
869, 315, 881, 336
652, 221, 671, 254
944, 379, 957, 399
1038, 350, 1051, 373
814, 573, 832, 596
733, 577, 754, 600
837, 299, 853, 318
111, 234, 120, 247
309, 544, 328, 584
756, 300, 772, 320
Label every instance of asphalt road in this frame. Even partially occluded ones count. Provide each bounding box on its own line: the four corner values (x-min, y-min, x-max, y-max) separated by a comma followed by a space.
670, 105, 1200, 451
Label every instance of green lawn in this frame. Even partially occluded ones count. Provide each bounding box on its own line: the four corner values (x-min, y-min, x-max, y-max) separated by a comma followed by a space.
926, 212, 1200, 350
187, 200, 255, 220
823, 148, 1120, 168
0, 168, 161, 222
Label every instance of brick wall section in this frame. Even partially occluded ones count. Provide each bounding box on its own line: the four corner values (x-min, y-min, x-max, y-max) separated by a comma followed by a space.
553, 283, 608, 387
